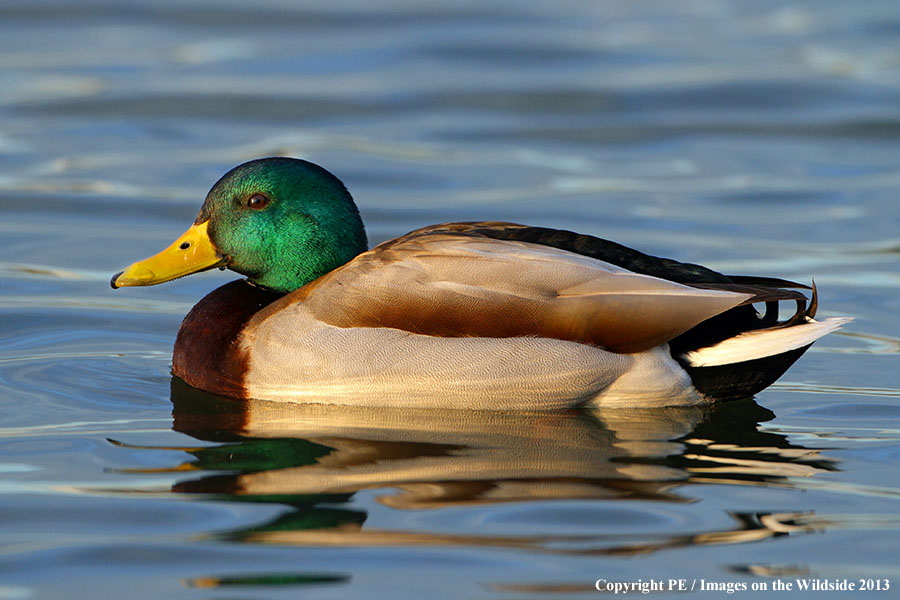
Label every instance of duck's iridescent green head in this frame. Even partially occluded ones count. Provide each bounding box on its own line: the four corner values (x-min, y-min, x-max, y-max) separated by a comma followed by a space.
200, 158, 368, 291
111, 157, 368, 293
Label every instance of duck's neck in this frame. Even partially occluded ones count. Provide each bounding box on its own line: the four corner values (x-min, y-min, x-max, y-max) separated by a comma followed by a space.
251, 221, 368, 293
222, 207, 368, 294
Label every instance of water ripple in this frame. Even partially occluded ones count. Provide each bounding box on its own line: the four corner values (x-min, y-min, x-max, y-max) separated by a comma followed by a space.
2, 0, 899, 596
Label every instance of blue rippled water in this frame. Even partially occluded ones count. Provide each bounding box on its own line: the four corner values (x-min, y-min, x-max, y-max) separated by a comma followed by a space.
1, 1, 899, 598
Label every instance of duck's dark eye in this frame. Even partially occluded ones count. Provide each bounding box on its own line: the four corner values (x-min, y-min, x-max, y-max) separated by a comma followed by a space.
247, 194, 269, 209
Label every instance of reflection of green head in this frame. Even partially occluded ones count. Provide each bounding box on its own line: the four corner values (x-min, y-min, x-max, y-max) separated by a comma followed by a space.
199, 157, 368, 292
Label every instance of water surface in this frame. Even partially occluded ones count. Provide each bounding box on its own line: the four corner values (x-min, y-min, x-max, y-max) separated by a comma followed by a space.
1, 1, 899, 598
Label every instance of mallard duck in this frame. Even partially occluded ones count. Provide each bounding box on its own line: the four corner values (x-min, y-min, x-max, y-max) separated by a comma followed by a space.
112, 157, 849, 408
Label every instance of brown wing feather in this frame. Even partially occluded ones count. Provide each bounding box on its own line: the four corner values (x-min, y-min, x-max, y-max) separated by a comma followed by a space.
432, 222, 817, 348
274, 225, 752, 354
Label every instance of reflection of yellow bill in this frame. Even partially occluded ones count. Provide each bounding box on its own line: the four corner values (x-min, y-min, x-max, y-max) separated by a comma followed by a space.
111, 221, 226, 288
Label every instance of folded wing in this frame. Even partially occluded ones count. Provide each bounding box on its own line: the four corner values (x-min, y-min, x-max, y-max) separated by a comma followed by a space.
278, 228, 753, 354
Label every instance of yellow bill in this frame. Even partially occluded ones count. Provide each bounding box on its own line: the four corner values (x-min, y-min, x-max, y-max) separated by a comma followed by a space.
111, 221, 227, 288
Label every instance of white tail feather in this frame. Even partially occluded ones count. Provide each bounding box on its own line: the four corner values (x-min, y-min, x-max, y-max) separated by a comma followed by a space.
684, 317, 852, 367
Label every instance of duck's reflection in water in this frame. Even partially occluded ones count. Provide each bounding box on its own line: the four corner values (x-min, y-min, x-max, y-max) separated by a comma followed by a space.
116, 378, 836, 587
